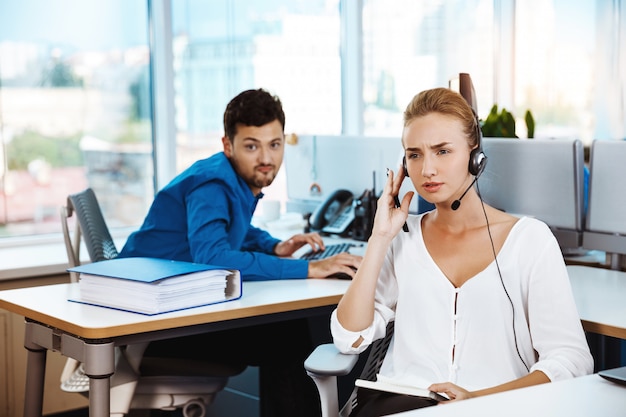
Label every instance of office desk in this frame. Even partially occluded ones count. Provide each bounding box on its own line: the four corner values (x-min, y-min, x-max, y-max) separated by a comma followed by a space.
567, 265, 626, 339
390, 373, 626, 417
0, 279, 350, 417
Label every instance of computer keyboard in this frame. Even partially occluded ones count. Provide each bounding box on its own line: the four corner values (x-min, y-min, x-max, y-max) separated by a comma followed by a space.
300, 242, 355, 260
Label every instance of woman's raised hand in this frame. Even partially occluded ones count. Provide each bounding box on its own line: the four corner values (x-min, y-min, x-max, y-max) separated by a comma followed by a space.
371, 167, 414, 239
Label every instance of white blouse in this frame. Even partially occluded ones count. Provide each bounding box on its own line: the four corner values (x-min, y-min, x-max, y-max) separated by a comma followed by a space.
331, 215, 593, 391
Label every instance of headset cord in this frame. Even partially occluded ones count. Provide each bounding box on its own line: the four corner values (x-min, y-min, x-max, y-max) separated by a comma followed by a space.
476, 182, 530, 373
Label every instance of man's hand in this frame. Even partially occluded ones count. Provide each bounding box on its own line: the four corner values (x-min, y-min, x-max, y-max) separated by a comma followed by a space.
308, 252, 362, 279
274, 232, 326, 257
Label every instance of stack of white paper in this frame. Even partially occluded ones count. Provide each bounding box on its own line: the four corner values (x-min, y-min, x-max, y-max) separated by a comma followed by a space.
68, 257, 242, 315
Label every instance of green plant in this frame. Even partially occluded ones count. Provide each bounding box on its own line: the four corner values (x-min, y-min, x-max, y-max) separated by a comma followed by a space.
481, 105, 517, 138
525, 109, 535, 138
480, 105, 535, 138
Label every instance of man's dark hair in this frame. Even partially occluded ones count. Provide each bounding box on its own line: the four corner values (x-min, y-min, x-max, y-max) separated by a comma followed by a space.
223, 88, 285, 140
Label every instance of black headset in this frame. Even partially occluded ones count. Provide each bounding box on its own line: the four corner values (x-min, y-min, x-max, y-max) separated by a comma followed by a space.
402, 109, 486, 178
469, 110, 487, 177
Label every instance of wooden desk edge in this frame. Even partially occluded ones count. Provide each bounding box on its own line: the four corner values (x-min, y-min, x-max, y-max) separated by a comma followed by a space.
0, 294, 343, 340
581, 320, 626, 340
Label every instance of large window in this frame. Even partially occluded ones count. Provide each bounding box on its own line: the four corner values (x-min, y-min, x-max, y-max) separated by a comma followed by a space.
0, 0, 153, 238
515, 0, 626, 143
362, 0, 495, 136
170, 0, 342, 202
362, 0, 626, 144
1, 0, 625, 242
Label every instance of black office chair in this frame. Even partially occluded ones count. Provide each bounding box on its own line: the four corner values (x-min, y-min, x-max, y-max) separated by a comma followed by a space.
60, 187, 245, 417
304, 321, 395, 417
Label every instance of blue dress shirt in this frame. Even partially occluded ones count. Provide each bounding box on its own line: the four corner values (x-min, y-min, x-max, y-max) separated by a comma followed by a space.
119, 152, 309, 281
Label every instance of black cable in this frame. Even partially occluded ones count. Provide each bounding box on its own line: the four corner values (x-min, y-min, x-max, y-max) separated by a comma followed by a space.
476, 182, 530, 373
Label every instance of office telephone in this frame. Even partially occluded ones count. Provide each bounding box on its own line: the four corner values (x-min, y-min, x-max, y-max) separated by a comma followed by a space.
309, 189, 355, 235
352, 188, 377, 241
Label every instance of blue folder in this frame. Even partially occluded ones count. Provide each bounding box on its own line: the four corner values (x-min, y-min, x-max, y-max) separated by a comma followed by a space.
68, 256, 233, 283
68, 257, 242, 315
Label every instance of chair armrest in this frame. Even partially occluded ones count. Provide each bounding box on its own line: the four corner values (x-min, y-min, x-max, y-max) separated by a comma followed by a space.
304, 343, 359, 376
305, 344, 359, 417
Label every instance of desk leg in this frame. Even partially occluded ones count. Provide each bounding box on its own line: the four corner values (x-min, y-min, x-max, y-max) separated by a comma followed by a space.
23, 339, 46, 417
82, 341, 115, 417
89, 378, 111, 417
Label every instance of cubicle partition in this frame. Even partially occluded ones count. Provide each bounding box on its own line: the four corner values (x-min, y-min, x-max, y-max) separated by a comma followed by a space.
285, 135, 587, 252
580, 139, 626, 370
478, 138, 586, 251
284, 135, 416, 213
583, 139, 626, 268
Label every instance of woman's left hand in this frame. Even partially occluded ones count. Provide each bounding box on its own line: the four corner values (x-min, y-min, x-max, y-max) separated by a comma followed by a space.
428, 382, 474, 402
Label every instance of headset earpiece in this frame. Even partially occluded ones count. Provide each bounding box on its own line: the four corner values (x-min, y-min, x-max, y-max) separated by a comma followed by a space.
468, 111, 487, 177
402, 156, 409, 177
469, 148, 486, 176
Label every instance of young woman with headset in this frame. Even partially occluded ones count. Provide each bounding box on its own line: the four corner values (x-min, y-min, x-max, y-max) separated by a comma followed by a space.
330, 87, 593, 416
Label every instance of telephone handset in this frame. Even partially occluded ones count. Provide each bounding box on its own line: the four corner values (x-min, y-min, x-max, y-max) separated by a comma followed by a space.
309, 189, 355, 235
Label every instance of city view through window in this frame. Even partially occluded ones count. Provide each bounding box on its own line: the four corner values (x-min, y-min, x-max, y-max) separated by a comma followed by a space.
0, 0, 623, 240
0, 0, 153, 237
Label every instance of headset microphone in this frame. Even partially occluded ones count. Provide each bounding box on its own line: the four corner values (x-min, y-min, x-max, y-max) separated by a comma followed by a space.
451, 175, 479, 211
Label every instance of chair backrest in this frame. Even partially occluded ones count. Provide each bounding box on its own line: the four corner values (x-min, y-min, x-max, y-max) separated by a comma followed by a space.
343, 321, 395, 414
359, 321, 395, 382
60, 188, 119, 282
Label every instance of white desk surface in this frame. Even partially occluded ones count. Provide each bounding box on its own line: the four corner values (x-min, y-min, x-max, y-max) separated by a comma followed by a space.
2, 257, 626, 417
1, 263, 623, 336
0, 276, 351, 417
392, 373, 626, 417
567, 265, 626, 339
0, 278, 350, 339
1, 263, 622, 340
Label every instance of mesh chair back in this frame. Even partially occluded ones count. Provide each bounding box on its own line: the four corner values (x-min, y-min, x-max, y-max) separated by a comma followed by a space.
343, 321, 395, 415
60, 187, 119, 390
68, 188, 119, 263
359, 321, 395, 381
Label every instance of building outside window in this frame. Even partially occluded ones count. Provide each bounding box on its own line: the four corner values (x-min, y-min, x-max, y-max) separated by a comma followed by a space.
362, 0, 626, 144
0, 0, 153, 238
170, 0, 342, 203
362, 0, 495, 136
515, 0, 625, 143
0, 0, 624, 242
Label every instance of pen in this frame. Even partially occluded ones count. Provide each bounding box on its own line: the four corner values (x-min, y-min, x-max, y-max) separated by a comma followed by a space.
387, 168, 409, 233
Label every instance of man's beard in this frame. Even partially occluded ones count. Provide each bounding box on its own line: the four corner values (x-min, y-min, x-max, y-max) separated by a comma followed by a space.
250, 167, 276, 189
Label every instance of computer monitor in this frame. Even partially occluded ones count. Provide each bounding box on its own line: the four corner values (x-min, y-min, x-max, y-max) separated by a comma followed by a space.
477, 138, 585, 251
583, 139, 626, 262
284, 135, 416, 212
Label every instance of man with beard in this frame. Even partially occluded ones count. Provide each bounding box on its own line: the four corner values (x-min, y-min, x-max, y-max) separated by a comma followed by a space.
119, 88, 361, 416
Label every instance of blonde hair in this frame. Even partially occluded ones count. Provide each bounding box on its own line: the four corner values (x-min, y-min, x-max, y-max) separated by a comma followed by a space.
403, 87, 479, 149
